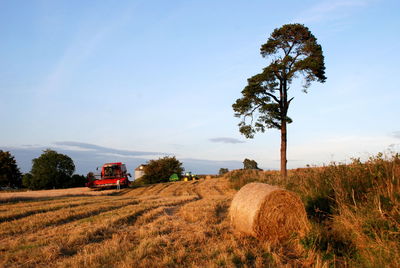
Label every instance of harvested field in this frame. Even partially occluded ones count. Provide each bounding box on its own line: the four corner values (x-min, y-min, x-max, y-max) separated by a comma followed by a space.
0, 187, 119, 202
0, 178, 299, 267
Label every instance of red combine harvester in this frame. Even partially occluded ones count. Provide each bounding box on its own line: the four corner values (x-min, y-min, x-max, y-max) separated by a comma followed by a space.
86, 162, 131, 189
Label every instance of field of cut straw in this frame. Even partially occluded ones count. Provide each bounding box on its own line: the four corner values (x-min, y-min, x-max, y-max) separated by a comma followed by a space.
0, 178, 289, 267
0, 187, 120, 202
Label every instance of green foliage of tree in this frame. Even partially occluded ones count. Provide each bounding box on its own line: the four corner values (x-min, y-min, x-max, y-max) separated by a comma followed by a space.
142, 156, 184, 184
24, 149, 75, 190
243, 158, 259, 170
0, 150, 22, 188
22, 173, 33, 189
219, 168, 229, 176
65, 174, 87, 188
233, 23, 326, 178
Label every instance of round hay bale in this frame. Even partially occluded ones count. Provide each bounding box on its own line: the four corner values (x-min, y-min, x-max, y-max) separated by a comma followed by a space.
229, 182, 309, 243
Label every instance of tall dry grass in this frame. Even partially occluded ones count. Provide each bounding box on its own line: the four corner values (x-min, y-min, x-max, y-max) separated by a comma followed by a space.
225, 152, 400, 267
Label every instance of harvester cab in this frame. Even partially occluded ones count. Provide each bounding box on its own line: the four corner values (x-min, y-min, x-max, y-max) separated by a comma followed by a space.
86, 162, 131, 189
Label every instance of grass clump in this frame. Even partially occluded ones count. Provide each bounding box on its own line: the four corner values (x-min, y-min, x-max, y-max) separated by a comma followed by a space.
225, 152, 400, 267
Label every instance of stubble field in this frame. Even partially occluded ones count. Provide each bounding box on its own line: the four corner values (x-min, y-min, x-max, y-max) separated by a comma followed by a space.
0, 178, 288, 267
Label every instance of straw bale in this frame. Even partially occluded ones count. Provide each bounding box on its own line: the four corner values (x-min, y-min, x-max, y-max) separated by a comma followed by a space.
229, 182, 309, 243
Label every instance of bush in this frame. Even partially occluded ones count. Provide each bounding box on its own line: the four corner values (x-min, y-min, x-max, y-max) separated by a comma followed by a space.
141, 156, 184, 184
243, 158, 260, 170
0, 150, 22, 188
218, 168, 229, 176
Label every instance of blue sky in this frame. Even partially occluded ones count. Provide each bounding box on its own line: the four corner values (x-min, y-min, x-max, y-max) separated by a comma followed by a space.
1, 0, 400, 176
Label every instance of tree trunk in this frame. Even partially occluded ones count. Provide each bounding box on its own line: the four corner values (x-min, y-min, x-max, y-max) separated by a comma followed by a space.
280, 76, 288, 179
280, 120, 287, 178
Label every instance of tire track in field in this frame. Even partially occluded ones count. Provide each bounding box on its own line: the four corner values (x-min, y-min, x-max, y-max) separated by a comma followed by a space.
171, 183, 183, 196
186, 181, 200, 196
150, 183, 174, 196
173, 182, 196, 197
134, 184, 157, 196
134, 205, 174, 225
167, 181, 205, 200
192, 186, 204, 199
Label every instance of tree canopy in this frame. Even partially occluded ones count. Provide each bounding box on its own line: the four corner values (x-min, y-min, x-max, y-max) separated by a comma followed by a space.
0, 150, 22, 188
233, 23, 326, 177
23, 149, 75, 189
141, 156, 184, 184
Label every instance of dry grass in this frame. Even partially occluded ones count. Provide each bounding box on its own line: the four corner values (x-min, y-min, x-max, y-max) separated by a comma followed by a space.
225, 152, 400, 267
3, 152, 398, 268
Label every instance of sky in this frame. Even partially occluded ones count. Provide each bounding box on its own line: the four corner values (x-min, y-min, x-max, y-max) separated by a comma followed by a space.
1, 0, 400, 176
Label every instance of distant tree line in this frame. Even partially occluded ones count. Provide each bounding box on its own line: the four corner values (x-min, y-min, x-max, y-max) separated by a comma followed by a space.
2, 150, 261, 189
218, 158, 261, 176
0, 149, 86, 190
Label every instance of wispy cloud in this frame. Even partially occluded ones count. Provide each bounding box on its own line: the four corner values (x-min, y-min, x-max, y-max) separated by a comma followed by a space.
294, 0, 371, 24
53, 141, 165, 157
393, 131, 400, 139
209, 137, 245, 144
